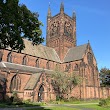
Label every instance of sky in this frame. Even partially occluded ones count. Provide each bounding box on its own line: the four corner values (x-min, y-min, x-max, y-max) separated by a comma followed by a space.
19, 0, 110, 70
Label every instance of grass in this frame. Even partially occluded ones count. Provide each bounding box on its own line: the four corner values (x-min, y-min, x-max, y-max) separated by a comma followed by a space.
0, 102, 41, 108
0, 99, 110, 110
26, 104, 110, 110
27, 107, 80, 110
49, 99, 99, 104
78, 104, 110, 110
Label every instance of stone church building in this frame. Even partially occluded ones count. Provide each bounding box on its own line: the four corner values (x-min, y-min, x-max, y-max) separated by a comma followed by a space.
0, 3, 110, 101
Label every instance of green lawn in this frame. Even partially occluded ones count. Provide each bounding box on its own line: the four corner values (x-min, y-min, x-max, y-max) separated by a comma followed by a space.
27, 107, 80, 110
0, 100, 110, 110
78, 104, 110, 110
49, 99, 100, 104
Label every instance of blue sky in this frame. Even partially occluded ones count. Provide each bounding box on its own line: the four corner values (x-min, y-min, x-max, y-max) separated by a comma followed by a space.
19, 0, 110, 70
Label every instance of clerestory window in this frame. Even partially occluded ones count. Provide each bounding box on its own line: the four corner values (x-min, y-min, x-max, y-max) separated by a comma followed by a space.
22, 56, 27, 65
7, 52, 12, 63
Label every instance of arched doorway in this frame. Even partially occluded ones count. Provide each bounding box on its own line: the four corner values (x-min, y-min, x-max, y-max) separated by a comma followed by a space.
38, 85, 44, 102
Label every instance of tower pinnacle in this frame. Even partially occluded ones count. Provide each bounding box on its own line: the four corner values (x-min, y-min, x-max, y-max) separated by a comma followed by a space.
47, 3, 51, 17
72, 11, 76, 19
60, 2, 64, 13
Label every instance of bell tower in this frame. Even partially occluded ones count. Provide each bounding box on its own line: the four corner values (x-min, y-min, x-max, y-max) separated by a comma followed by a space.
46, 3, 76, 61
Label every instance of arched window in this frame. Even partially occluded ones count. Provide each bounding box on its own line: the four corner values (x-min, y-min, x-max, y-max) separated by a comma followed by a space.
46, 61, 49, 69
74, 64, 78, 71
7, 52, 12, 63
35, 59, 39, 67
65, 63, 71, 72
10, 74, 21, 91
38, 85, 44, 102
0, 51, 3, 62
87, 52, 93, 64
22, 56, 27, 65
39, 85, 44, 92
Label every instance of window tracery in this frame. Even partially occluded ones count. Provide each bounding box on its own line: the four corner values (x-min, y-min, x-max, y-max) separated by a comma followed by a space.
64, 21, 73, 37
87, 53, 93, 64
50, 21, 60, 36
10, 74, 21, 91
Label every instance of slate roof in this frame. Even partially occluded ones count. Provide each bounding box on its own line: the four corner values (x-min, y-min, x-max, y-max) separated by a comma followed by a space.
21, 39, 61, 63
0, 62, 53, 90
0, 62, 53, 74
24, 73, 42, 90
64, 44, 88, 62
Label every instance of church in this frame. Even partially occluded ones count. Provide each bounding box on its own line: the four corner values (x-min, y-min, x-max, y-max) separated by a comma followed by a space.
0, 3, 109, 102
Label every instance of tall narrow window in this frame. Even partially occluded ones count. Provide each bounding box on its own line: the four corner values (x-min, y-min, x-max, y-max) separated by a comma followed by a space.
7, 52, 12, 63
10, 74, 21, 91
74, 64, 78, 71
38, 85, 44, 102
65, 63, 71, 72
35, 59, 39, 67
0, 51, 3, 62
87, 52, 93, 64
22, 56, 27, 65
46, 61, 49, 69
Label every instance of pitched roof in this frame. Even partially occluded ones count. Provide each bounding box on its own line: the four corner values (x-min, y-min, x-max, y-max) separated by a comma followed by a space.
64, 44, 88, 62
24, 73, 41, 90
22, 39, 61, 63
0, 62, 53, 74
0, 61, 53, 90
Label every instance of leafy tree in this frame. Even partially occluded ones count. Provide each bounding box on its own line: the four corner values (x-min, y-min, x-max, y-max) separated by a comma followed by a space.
0, 0, 44, 52
100, 67, 110, 86
50, 69, 81, 100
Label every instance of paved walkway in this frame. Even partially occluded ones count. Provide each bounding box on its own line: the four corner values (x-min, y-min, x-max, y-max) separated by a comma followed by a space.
0, 103, 98, 110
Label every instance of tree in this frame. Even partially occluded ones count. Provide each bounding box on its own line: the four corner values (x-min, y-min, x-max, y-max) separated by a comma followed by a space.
0, 0, 44, 52
100, 67, 110, 86
50, 69, 81, 100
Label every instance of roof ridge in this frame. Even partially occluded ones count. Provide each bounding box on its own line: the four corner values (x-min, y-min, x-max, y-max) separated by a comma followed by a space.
22, 39, 61, 62
63, 48, 71, 63
52, 49, 62, 63
70, 43, 88, 49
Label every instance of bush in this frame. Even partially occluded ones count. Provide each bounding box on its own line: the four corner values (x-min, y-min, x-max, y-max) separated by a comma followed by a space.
56, 95, 61, 101
69, 97, 79, 101
23, 99, 31, 104
99, 99, 107, 106
99, 98, 110, 107
63, 96, 79, 102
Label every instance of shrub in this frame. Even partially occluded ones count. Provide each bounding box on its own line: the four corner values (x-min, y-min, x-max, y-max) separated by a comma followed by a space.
99, 98, 110, 107
63, 96, 79, 102
69, 97, 79, 102
99, 99, 107, 106
56, 95, 61, 101
23, 99, 31, 104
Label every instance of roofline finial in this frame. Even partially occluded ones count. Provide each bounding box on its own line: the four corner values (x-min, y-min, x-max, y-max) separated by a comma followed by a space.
72, 10, 76, 18
47, 2, 51, 17
60, 2, 64, 13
